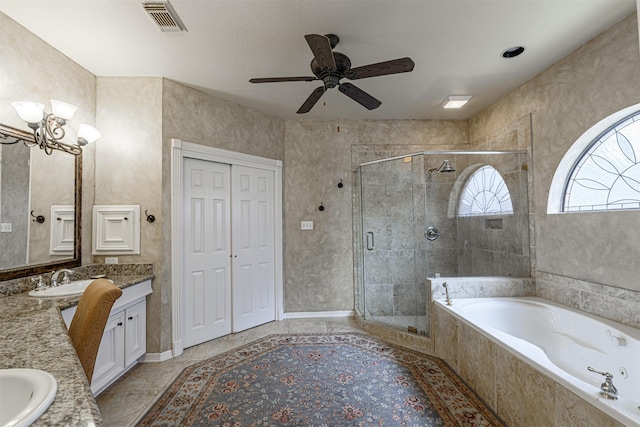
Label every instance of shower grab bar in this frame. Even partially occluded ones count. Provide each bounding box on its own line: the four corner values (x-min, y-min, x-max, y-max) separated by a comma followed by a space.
366, 232, 375, 251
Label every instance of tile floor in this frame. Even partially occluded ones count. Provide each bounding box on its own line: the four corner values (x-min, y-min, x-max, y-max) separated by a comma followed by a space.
96, 317, 362, 426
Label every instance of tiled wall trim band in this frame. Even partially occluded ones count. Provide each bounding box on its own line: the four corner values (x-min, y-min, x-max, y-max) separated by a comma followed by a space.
536, 271, 640, 329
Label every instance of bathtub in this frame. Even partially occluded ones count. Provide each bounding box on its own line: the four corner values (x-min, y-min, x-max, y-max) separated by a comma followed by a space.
435, 297, 640, 426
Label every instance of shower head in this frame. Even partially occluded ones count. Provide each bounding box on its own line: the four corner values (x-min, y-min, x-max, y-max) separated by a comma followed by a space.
428, 160, 455, 174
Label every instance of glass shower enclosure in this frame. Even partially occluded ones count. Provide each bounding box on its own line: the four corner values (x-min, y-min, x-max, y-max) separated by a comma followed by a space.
354, 151, 530, 336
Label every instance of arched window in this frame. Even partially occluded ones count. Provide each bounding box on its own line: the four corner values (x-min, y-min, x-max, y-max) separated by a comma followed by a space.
458, 166, 513, 217
563, 110, 640, 212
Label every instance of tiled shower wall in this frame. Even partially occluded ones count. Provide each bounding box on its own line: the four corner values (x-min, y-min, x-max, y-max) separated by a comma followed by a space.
455, 152, 531, 278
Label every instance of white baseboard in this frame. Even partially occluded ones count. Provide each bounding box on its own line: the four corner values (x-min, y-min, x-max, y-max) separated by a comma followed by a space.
141, 350, 173, 363
284, 310, 354, 319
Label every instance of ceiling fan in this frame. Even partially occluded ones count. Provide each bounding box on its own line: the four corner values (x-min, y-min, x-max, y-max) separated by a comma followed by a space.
249, 34, 415, 114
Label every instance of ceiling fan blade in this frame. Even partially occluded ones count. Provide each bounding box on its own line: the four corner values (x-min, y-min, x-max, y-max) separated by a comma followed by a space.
338, 83, 381, 110
348, 57, 415, 80
249, 76, 317, 83
304, 34, 336, 70
297, 86, 326, 114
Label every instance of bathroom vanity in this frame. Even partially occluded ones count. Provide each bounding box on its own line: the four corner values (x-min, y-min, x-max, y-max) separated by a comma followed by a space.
0, 273, 153, 426
61, 279, 152, 395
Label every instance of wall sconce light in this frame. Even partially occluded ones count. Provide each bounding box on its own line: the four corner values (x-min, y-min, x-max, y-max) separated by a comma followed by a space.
441, 95, 472, 109
5, 100, 101, 155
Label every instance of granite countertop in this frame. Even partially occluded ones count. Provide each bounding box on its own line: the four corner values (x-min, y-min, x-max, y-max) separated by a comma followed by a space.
0, 274, 154, 426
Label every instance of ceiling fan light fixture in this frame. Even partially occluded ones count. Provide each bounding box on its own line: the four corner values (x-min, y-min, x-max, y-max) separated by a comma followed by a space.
441, 95, 472, 109
501, 46, 525, 58
250, 33, 414, 113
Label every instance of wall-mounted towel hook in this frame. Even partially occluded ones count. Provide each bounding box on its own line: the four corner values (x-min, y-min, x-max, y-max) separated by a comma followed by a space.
145, 210, 156, 223
318, 203, 325, 212
30, 210, 45, 223
337, 179, 344, 189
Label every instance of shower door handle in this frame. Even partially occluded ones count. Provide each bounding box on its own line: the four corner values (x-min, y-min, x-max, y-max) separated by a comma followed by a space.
366, 232, 375, 251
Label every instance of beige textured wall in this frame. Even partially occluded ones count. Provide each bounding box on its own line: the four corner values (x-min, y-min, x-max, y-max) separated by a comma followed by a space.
284, 119, 468, 312
95, 77, 164, 351
0, 12, 96, 269
161, 79, 284, 351
162, 79, 284, 160
469, 13, 640, 291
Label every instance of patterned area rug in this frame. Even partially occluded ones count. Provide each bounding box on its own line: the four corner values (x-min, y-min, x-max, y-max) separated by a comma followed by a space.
138, 333, 503, 426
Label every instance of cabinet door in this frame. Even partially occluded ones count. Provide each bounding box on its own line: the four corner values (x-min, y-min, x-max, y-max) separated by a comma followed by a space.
124, 301, 146, 367
91, 311, 125, 393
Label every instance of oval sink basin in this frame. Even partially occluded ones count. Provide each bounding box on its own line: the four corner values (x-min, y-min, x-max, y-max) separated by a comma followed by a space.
29, 279, 113, 298
0, 368, 57, 427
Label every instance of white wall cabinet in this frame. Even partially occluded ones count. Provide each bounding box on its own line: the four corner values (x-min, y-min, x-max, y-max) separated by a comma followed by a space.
62, 280, 152, 395
92, 205, 141, 255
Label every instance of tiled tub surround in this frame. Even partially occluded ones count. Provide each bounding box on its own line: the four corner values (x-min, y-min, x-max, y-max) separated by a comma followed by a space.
434, 298, 639, 427
429, 276, 536, 301
430, 275, 640, 427
0, 265, 154, 426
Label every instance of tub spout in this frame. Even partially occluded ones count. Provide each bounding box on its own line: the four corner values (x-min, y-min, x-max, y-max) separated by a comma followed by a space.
442, 283, 452, 306
587, 366, 618, 400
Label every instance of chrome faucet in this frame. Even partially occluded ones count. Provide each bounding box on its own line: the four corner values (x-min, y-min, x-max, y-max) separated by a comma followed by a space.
51, 269, 73, 287
442, 282, 452, 306
587, 366, 618, 400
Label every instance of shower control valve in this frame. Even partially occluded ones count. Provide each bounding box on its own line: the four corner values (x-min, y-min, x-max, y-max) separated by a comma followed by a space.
425, 227, 439, 241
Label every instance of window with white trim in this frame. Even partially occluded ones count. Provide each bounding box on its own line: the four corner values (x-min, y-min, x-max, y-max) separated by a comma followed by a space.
563, 109, 640, 212
458, 165, 513, 217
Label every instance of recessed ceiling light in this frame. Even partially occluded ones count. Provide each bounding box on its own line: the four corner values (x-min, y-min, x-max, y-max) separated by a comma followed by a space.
441, 95, 472, 109
501, 46, 525, 58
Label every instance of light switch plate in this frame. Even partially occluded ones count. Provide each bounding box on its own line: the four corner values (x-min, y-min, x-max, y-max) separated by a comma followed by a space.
301, 221, 313, 230
0, 223, 12, 233
105, 257, 119, 264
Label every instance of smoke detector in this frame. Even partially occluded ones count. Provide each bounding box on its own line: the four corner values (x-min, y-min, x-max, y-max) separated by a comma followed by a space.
142, 2, 187, 32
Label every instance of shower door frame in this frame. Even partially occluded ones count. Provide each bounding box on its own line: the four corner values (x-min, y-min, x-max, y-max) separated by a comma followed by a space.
357, 153, 427, 334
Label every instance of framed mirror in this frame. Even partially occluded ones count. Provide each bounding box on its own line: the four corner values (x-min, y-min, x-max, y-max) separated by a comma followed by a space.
0, 124, 81, 281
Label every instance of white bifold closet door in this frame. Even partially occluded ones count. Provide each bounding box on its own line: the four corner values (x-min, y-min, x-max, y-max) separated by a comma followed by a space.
182, 158, 275, 349
231, 165, 275, 332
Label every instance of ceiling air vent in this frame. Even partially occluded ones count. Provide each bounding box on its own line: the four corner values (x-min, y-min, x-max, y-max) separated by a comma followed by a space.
142, 1, 187, 32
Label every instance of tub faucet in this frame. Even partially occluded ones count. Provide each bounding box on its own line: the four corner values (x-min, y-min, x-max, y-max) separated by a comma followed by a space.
51, 269, 74, 287
587, 366, 618, 400
442, 283, 452, 306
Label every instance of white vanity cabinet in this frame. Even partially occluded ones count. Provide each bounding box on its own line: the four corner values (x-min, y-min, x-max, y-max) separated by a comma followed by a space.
61, 280, 152, 395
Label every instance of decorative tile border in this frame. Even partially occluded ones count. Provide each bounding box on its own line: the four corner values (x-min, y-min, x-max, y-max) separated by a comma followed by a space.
428, 276, 535, 302
536, 271, 640, 329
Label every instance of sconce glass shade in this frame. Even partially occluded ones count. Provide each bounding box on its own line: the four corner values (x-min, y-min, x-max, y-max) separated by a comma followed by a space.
50, 99, 78, 120
11, 101, 45, 123
77, 124, 101, 145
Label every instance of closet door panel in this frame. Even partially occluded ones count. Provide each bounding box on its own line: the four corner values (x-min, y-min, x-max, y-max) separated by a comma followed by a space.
232, 166, 275, 332
182, 158, 232, 348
